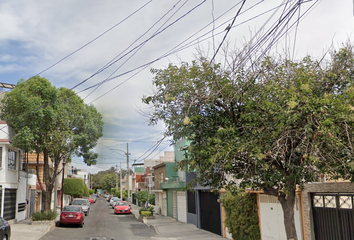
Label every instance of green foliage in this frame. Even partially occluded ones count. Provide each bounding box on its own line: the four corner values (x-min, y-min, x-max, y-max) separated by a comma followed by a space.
99, 174, 116, 193
136, 190, 155, 205
148, 193, 155, 205
222, 191, 260, 240
63, 178, 84, 196
89, 189, 95, 195
136, 190, 148, 205
32, 210, 58, 221
139, 207, 154, 216
140, 210, 153, 217
144, 45, 354, 239
114, 190, 121, 198
83, 185, 90, 197
0, 76, 103, 210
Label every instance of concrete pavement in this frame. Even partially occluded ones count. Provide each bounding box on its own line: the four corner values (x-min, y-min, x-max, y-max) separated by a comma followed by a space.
10, 203, 225, 240
10, 218, 56, 240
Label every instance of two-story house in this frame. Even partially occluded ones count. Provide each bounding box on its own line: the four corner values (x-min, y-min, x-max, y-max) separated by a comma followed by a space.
0, 120, 25, 221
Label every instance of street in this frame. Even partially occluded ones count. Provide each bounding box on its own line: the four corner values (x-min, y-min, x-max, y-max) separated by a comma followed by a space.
40, 198, 159, 240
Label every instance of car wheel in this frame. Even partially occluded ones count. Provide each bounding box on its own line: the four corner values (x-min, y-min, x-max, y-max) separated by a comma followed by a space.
86, 211, 89, 216
80, 223, 84, 228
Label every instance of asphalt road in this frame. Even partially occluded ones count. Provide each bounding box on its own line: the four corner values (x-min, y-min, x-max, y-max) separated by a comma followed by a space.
40, 198, 159, 240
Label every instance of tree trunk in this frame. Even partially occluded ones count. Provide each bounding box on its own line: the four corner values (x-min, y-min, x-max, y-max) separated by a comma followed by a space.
43, 148, 53, 211
278, 192, 298, 240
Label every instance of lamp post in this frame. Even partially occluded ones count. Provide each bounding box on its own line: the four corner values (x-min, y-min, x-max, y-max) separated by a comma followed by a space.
61, 161, 66, 212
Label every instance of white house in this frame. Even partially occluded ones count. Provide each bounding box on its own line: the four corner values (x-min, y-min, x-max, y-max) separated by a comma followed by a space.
0, 121, 25, 221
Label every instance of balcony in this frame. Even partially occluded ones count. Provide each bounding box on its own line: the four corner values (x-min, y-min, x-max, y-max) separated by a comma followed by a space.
160, 176, 185, 189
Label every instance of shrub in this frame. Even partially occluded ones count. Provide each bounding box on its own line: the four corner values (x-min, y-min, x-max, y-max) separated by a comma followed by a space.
83, 185, 90, 197
141, 211, 153, 217
63, 178, 84, 197
32, 210, 58, 221
221, 191, 260, 240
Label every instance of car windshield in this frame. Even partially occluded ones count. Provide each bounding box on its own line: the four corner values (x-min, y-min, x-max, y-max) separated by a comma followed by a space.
64, 206, 81, 212
72, 200, 88, 205
116, 202, 128, 206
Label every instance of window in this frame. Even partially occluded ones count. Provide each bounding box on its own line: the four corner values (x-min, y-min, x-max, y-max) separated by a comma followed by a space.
178, 169, 185, 181
8, 150, 16, 170
160, 173, 163, 182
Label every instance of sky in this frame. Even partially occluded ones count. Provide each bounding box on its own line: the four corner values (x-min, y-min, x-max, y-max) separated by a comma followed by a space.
0, 0, 353, 173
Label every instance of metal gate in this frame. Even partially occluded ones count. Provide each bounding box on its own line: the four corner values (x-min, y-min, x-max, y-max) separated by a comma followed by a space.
3, 189, 16, 220
312, 193, 354, 240
199, 190, 221, 236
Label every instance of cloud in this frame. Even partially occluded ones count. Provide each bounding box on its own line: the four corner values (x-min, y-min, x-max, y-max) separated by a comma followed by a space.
1, 0, 354, 173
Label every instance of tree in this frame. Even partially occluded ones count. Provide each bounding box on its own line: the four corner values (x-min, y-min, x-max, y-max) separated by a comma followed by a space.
143, 45, 354, 239
99, 173, 116, 192
83, 185, 90, 197
0, 76, 103, 211
63, 178, 84, 197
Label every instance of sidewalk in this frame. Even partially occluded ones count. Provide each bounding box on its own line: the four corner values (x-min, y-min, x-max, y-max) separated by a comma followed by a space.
130, 204, 224, 240
10, 204, 224, 240
10, 218, 56, 240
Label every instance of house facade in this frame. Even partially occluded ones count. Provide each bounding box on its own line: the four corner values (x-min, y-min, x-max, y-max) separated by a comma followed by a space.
175, 138, 224, 237
0, 121, 25, 221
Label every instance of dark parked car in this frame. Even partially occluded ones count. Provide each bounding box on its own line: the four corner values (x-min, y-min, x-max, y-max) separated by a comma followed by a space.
60, 205, 84, 228
0, 217, 11, 240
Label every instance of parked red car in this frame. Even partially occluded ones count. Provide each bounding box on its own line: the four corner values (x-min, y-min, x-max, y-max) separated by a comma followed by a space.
60, 205, 85, 228
83, 197, 95, 204
114, 201, 131, 214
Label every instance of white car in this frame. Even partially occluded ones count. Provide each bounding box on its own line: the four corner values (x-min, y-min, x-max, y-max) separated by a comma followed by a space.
109, 197, 120, 206
71, 198, 90, 216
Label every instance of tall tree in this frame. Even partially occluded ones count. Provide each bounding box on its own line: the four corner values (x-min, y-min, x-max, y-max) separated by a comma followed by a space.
0, 76, 103, 211
143, 46, 354, 240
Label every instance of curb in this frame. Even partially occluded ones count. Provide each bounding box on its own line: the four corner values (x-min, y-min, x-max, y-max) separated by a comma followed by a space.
132, 211, 161, 235
148, 224, 160, 235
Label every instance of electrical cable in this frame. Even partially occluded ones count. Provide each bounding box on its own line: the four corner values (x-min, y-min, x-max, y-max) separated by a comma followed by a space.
35, 0, 154, 77
210, 0, 247, 63
78, 0, 266, 97
82, 0, 189, 100
72, 0, 206, 92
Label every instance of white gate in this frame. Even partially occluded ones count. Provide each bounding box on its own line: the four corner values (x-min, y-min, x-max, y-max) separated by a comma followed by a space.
177, 191, 187, 223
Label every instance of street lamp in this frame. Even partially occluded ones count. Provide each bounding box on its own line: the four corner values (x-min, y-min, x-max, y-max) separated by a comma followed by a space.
60, 161, 66, 212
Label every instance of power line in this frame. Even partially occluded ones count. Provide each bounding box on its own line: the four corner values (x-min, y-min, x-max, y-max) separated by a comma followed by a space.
82, 0, 188, 100
79, 0, 286, 101
35, 0, 154, 77
77, 0, 263, 99
72, 0, 206, 93
210, 0, 247, 63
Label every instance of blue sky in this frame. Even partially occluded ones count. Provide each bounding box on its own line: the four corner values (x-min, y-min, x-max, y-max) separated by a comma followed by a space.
0, 0, 353, 173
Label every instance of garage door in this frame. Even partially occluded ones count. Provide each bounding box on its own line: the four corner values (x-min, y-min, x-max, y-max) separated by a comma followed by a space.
312, 193, 354, 240
3, 188, 16, 220
177, 191, 187, 223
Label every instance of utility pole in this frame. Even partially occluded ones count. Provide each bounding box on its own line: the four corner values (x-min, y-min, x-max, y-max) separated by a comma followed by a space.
127, 143, 130, 202
120, 162, 122, 199
115, 164, 118, 193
